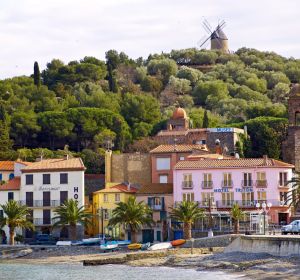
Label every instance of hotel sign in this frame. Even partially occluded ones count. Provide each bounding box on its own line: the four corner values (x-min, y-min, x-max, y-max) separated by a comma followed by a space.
208, 128, 234, 133
214, 187, 253, 193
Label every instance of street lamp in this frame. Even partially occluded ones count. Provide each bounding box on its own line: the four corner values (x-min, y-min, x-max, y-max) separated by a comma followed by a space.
256, 202, 272, 235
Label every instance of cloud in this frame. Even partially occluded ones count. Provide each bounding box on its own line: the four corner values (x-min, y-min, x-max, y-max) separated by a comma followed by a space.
0, 0, 299, 78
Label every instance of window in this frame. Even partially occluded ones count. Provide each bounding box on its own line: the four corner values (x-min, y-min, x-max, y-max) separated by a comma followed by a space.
26, 174, 33, 185
257, 190, 267, 202
43, 209, 51, 225
242, 191, 254, 206
201, 192, 214, 205
8, 192, 14, 201
156, 157, 171, 170
43, 192, 51, 207
43, 174, 51, 184
280, 192, 288, 205
154, 197, 161, 206
182, 193, 194, 202
179, 156, 185, 161
9, 173, 14, 180
60, 191, 68, 205
203, 173, 212, 188
115, 193, 120, 202
182, 174, 193, 188
223, 173, 232, 187
279, 172, 288, 186
60, 173, 68, 184
159, 175, 168, 183
104, 209, 109, 220
243, 173, 252, 187
0, 173, 2, 181
104, 194, 108, 203
221, 192, 234, 207
257, 172, 267, 187
26, 192, 33, 207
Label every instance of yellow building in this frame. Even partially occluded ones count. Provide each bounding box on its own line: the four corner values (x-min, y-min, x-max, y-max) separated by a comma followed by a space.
92, 183, 137, 239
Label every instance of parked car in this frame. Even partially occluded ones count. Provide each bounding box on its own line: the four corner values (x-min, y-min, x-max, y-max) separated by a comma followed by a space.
281, 220, 300, 235
28, 234, 58, 245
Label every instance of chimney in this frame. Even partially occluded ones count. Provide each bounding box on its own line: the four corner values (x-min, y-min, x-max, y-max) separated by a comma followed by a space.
215, 139, 222, 155
105, 150, 112, 187
263, 155, 268, 165
127, 183, 131, 191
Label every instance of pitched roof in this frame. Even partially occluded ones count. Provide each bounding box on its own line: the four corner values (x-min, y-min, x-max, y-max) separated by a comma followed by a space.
0, 177, 20, 190
95, 184, 138, 194
137, 183, 173, 195
0, 161, 14, 171
85, 174, 105, 196
174, 158, 294, 170
21, 158, 86, 173
187, 153, 232, 160
150, 144, 209, 154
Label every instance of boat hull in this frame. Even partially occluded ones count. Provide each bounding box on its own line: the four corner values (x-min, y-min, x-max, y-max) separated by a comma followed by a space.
171, 239, 186, 246
128, 243, 142, 250
148, 242, 172, 251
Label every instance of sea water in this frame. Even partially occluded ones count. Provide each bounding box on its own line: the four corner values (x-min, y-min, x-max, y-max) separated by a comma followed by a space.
0, 263, 242, 280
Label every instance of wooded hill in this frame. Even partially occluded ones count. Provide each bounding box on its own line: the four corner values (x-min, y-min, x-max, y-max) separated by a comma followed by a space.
0, 48, 298, 172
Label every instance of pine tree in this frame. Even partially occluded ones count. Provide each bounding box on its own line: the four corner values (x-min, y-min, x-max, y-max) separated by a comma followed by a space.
108, 64, 118, 93
0, 105, 13, 160
33, 61, 41, 87
202, 110, 209, 128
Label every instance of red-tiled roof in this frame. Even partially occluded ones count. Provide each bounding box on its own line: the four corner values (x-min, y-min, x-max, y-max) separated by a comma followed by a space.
174, 158, 294, 169
96, 184, 138, 194
21, 158, 86, 173
150, 144, 209, 154
0, 177, 20, 190
137, 183, 173, 195
0, 161, 14, 171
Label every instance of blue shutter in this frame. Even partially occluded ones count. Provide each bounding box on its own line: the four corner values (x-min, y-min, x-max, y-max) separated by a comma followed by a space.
161, 197, 165, 210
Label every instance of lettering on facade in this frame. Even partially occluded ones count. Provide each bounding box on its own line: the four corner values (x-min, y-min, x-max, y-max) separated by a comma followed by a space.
74, 187, 79, 200
208, 127, 234, 133
236, 188, 253, 193
214, 188, 229, 193
38, 186, 60, 191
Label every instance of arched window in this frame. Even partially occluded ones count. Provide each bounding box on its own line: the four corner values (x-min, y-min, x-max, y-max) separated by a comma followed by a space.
296, 112, 300, 126
9, 173, 14, 180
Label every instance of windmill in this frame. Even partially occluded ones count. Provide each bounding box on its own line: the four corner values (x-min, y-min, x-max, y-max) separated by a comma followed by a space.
198, 19, 229, 53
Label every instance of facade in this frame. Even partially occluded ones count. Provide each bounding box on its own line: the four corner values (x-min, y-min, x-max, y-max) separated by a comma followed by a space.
0, 161, 15, 183
92, 183, 137, 239
150, 144, 209, 184
173, 156, 294, 228
136, 183, 173, 243
154, 107, 245, 155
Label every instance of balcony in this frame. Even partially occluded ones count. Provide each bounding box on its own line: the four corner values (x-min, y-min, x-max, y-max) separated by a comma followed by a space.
201, 181, 213, 189
182, 181, 194, 189
150, 204, 164, 211
20, 200, 61, 208
215, 199, 288, 208
241, 180, 253, 187
255, 180, 268, 188
33, 218, 51, 225
221, 180, 233, 188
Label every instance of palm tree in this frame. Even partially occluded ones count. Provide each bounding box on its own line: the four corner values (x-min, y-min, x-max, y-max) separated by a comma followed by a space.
230, 203, 244, 234
108, 196, 153, 243
52, 199, 92, 240
286, 172, 300, 210
170, 201, 204, 239
0, 200, 34, 245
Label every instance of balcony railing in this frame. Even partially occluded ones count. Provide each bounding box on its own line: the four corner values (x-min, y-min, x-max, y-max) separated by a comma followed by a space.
241, 180, 253, 187
201, 181, 213, 189
182, 181, 194, 189
221, 180, 233, 188
149, 204, 164, 211
278, 181, 289, 188
33, 218, 51, 225
19, 200, 61, 207
255, 180, 268, 188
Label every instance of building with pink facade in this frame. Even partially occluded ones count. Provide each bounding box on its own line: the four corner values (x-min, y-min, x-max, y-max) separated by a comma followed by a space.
173, 156, 294, 227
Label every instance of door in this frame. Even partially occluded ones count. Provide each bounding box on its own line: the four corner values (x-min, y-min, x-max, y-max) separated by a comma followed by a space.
142, 229, 154, 243
156, 230, 161, 242
43, 192, 51, 207
26, 192, 33, 207
60, 191, 68, 205
43, 209, 51, 225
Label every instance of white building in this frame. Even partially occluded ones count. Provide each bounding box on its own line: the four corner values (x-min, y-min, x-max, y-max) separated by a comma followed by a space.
0, 157, 86, 241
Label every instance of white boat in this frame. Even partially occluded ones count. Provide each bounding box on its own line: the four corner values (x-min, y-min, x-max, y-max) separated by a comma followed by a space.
56, 241, 72, 246
100, 243, 119, 251
148, 242, 172, 251
82, 238, 102, 245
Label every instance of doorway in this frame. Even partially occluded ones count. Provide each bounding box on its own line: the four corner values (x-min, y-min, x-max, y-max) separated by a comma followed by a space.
278, 213, 288, 225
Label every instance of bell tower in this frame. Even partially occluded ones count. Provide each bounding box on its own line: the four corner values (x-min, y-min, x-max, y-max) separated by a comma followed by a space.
283, 84, 300, 171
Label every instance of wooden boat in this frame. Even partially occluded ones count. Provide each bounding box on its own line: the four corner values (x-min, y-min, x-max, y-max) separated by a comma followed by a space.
56, 241, 72, 246
128, 243, 142, 250
141, 242, 151, 250
148, 242, 172, 251
171, 239, 186, 247
100, 243, 118, 251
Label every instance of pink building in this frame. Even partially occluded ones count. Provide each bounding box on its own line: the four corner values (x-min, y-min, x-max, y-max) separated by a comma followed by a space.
173, 156, 294, 225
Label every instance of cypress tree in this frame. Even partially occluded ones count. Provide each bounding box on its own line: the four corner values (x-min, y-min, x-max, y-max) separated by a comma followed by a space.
34, 61, 41, 87
202, 110, 209, 128
0, 105, 13, 160
108, 64, 118, 93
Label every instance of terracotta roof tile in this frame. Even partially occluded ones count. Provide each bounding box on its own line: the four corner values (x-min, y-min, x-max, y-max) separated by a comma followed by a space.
137, 183, 173, 195
21, 158, 86, 173
150, 144, 209, 154
0, 177, 20, 190
0, 161, 14, 171
96, 184, 138, 194
174, 158, 294, 169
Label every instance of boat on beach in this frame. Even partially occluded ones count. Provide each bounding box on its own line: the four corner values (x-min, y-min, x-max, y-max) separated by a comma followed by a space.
56, 241, 72, 246
141, 242, 151, 250
100, 242, 119, 251
171, 239, 186, 247
128, 243, 142, 250
81, 238, 102, 245
148, 242, 172, 251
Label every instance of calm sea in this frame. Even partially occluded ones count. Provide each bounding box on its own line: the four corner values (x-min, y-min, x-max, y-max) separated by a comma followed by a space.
0, 263, 242, 280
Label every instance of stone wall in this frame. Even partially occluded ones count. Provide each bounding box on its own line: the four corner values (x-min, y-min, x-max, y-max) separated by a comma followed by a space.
182, 234, 240, 248
283, 127, 300, 172
111, 153, 151, 185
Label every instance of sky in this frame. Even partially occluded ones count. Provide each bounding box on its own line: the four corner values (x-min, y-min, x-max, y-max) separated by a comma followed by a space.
0, 0, 300, 79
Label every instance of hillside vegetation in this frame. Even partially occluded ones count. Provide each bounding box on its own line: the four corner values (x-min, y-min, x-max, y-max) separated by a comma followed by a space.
0, 48, 298, 172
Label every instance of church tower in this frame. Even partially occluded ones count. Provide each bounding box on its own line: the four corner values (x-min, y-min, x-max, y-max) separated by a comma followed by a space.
283, 84, 300, 171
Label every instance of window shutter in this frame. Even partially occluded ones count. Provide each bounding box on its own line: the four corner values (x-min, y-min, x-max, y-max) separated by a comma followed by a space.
161, 197, 165, 210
